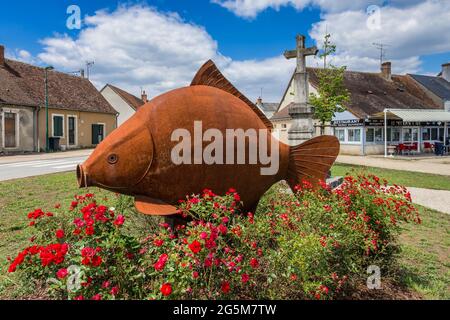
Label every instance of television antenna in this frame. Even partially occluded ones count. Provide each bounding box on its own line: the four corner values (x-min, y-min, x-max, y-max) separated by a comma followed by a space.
86, 61, 95, 79
372, 43, 390, 64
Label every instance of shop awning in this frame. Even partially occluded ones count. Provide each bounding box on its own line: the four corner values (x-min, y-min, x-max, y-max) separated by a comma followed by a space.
371, 109, 450, 122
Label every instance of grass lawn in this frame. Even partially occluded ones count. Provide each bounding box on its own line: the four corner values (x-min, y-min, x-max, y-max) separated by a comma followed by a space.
332, 163, 450, 191
0, 168, 448, 299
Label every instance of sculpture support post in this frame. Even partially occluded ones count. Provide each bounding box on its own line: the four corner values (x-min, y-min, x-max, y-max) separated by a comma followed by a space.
284, 35, 318, 144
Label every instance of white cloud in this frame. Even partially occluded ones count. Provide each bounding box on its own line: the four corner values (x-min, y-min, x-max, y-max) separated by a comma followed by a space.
309, 0, 450, 73
31, 1, 450, 105
211, 0, 425, 18
38, 5, 223, 97
36, 4, 295, 102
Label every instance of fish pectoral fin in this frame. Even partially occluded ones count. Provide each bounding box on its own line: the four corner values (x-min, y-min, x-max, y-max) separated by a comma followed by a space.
134, 196, 178, 216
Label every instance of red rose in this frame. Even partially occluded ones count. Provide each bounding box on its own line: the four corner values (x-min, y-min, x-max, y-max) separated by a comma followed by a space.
153, 239, 164, 247
92, 294, 102, 300
55, 229, 64, 239
111, 286, 119, 296
160, 283, 172, 296
241, 273, 249, 283
188, 240, 202, 254
192, 271, 199, 279
114, 215, 125, 226
221, 281, 231, 294
218, 224, 227, 235
56, 268, 68, 279
250, 258, 259, 269
154, 253, 168, 271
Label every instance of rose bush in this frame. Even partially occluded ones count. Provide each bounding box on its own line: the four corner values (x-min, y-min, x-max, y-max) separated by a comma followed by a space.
7, 174, 420, 300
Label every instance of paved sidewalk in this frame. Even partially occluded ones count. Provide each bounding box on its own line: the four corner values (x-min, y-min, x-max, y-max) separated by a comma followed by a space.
407, 187, 450, 214
337, 155, 450, 176
0, 149, 93, 165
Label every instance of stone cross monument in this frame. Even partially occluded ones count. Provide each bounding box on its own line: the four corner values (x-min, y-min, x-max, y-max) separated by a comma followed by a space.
284, 34, 318, 144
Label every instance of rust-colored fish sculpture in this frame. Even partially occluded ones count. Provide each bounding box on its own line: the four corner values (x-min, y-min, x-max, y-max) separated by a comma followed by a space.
77, 60, 339, 215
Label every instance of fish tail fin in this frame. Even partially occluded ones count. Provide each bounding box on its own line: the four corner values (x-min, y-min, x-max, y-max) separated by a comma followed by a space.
286, 136, 340, 190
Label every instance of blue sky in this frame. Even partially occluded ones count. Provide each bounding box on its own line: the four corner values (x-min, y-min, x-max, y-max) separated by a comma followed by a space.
0, 0, 320, 60
1, 0, 449, 101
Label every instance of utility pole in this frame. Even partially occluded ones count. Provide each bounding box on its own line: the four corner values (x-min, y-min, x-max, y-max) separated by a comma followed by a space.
44, 66, 54, 153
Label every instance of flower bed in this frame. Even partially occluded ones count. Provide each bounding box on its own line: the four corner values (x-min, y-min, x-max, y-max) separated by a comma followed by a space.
7, 174, 420, 300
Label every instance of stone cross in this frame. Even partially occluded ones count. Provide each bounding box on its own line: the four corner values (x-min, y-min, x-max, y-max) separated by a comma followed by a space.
283, 35, 318, 143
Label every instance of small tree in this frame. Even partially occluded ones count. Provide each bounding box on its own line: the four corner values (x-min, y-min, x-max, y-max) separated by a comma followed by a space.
310, 33, 350, 135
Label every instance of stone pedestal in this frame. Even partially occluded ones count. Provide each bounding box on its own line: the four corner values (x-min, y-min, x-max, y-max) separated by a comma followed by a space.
287, 71, 315, 144
288, 103, 315, 144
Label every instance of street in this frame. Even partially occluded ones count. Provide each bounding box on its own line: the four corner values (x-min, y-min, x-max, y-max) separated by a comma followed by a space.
0, 149, 93, 182
0, 156, 88, 182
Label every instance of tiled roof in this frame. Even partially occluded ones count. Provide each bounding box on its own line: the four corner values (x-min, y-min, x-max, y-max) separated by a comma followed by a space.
273, 68, 441, 120
0, 59, 117, 114
106, 84, 145, 110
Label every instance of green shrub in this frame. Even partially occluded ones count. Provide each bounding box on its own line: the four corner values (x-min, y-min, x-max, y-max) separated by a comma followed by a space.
6, 174, 420, 300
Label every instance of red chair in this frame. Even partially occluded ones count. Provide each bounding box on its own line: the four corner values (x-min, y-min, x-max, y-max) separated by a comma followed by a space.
423, 142, 434, 153
396, 144, 406, 155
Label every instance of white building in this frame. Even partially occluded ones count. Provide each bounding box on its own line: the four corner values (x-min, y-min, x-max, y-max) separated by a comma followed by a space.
271, 62, 450, 155
101, 84, 147, 126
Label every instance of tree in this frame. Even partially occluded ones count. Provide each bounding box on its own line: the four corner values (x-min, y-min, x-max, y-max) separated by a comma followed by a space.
310, 33, 350, 135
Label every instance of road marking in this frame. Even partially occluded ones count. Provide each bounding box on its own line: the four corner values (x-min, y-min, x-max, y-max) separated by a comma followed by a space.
0, 160, 50, 167
53, 164, 79, 169
32, 160, 82, 168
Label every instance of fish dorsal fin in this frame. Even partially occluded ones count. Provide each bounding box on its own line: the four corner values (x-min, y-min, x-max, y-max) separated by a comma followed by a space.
191, 60, 273, 129
134, 196, 178, 216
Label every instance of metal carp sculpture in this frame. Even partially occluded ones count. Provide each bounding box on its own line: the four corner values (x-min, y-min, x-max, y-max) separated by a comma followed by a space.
77, 60, 339, 216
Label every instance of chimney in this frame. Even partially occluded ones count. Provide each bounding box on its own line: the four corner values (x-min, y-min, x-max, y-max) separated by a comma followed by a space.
80, 69, 85, 78
441, 63, 450, 82
0, 45, 4, 66
141, 90, 148, 103
381, 61, 392, 81
256, 97, 262, 106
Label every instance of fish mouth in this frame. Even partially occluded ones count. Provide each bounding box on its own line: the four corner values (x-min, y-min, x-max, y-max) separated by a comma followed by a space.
77, 164, 91, 188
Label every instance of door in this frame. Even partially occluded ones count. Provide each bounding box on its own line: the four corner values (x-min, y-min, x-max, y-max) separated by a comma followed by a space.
68, 117, 76, 145
4, 112, 17, 148
92, 124, 104, 145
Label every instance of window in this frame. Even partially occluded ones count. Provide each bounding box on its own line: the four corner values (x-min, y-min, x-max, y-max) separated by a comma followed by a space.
348, 129, 361, 142
391, 128, 400, 142
422, 128, 430, 141
335, 129, 345, 142
431, 128, 438, 140
281, 124, 287, 129
403, 128, 418, 142
422, 127, 443, 141
366, 128, 383, 143
52, 115, 64, 137
366, 128, 374, 142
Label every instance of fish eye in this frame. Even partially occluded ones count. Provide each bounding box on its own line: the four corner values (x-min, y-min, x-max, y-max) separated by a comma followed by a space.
107, 154, 119, 164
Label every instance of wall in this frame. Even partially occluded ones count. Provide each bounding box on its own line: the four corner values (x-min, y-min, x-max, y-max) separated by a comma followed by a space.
339, 144, 362, 155
0, 105, 35, 154
101, 86, 136, 126
38, 108, 116, 151
278, 80, 318, 112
